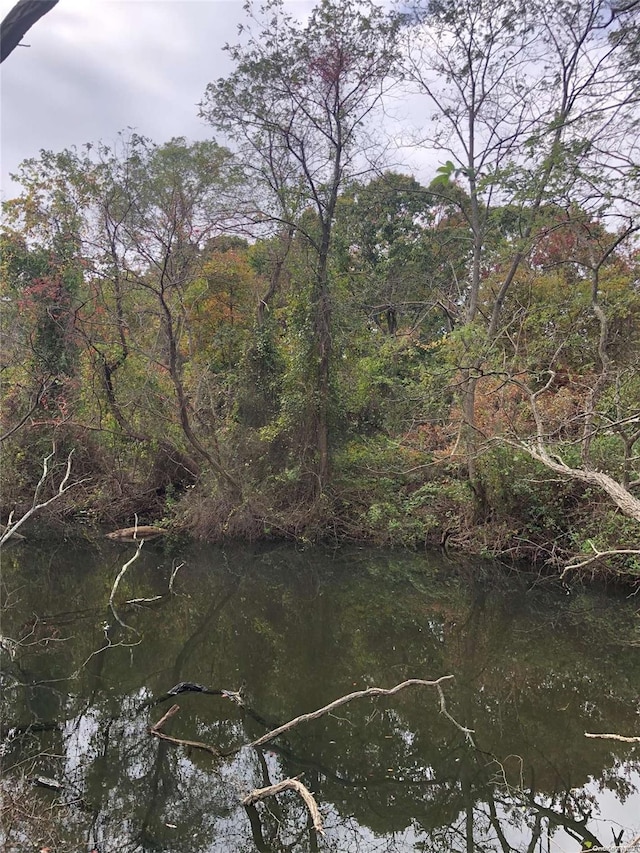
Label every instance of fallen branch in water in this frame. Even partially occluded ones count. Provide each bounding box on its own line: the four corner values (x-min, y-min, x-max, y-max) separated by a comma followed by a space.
126, 595, 163, 604
242, 776, 324, 836
109, 539, 144, 607
146, 677, 470, 766
585, 732, 640, 743
169, 560, 184, 593
241, 675, 463, 753
436, 682, 476, 746
140, 681, 245, 712
149, 703, 220, 757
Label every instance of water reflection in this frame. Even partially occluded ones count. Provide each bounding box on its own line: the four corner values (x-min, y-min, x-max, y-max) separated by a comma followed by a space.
1, 541, 639, 852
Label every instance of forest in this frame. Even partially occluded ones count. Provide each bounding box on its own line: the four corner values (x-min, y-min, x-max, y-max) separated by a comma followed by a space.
1, 0, 639, 579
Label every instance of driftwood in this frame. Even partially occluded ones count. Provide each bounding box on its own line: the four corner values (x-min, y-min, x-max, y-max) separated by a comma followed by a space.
245, 676, 458, 752
109, 540, 144, 607
242, 776, 324, 835
146, 677, 469, 770
585, 732, 640, 743
106, 525, 166, 541
168, 681, 219, 696
149, 704, 220, 757
139, 682, 245, 712
31, 775, 62, 791
165, 681, 245, 705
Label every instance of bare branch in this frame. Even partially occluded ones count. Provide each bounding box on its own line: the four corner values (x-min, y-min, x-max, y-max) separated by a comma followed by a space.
108, 539, 144, 607
561, 546, 640, 578
242, 776, 324, 836
245, 676, 461, 751
0, 447, 86, 546
148, 703, 221, 757
585, 732, 640, 743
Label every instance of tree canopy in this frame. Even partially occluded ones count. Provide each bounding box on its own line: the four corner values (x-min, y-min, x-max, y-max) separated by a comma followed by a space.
1, 0, 639, 577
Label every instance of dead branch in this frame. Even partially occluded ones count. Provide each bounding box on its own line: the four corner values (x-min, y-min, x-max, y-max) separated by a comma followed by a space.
108, 539, 144, 607
508, 373, 640, 524
0, 447, 87, 546
242, 776, 324, 835
585, 732, 640, 743
151, 704, 181, 732
169, 561, 184, 593
436, 682, 476, 746
0, 0, 58, 63
149, 703, 221, 757
245, 676, 460, 751
126, 595, 163, 604
561, 545, 640, 578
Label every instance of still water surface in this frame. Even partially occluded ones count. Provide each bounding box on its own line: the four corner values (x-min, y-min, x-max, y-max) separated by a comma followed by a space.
1, 540, 639, 852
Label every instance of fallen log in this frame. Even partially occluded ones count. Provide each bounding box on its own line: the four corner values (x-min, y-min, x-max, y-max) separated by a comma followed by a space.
106, 525, 166, 541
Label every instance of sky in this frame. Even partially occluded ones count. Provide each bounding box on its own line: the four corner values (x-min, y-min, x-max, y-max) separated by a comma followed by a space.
0, 0, 436, 202
0, 1, 287, 198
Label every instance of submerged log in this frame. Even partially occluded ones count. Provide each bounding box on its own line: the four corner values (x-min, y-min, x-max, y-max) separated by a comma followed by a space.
106, 525, 166, 542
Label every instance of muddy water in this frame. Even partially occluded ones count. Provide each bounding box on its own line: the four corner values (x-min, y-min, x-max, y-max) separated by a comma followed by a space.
1, 540, 639, 852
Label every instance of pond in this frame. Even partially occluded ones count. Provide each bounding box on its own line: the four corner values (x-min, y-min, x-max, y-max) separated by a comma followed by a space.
1, 540, 639, 852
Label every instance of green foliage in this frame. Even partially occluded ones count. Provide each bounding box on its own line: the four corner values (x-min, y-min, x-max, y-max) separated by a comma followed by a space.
1, 0, 638, 572
478, 447, 580, 535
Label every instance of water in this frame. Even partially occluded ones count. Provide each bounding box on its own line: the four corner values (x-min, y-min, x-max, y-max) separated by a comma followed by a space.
1, 540, 639, 852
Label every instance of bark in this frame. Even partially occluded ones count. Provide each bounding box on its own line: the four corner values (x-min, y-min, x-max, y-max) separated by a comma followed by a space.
242, 777, 324, 836
528, 449, 640, 523
520, 375, 640, 524
0, 0, 58, 63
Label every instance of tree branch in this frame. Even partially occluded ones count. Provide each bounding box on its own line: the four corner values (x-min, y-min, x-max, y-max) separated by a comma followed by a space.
244, 676, 463, 752
0, 447, 86, 546
242, 776, 324, 836
0, 0, 58, 63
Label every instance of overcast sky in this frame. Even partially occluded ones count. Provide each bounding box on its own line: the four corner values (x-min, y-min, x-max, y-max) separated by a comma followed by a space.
0, 1, 273, 197
0, 0, 435, 201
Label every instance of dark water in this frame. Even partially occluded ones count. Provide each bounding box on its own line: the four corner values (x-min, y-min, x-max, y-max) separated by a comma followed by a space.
1, 540, 639, 852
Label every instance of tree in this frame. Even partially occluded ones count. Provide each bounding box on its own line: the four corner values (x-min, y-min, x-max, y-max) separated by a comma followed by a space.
400, 0, 640, 517
2, 136, 245, 502
200, 0, 399, 491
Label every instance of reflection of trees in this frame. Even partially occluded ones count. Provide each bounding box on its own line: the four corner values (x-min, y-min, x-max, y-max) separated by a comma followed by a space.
2, 544, 640, 851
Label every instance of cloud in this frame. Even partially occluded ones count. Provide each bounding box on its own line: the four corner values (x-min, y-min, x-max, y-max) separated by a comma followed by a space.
0, 0, 244, 197
0, 0, 430, 201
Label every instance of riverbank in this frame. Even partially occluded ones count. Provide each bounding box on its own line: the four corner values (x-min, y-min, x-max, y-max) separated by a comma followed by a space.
3, 445, 638, 586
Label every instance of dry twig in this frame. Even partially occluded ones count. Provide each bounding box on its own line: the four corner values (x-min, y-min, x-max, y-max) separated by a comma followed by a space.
149, 703, 220, 757
242, 776, 324, 835
585, 732, 640, 743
